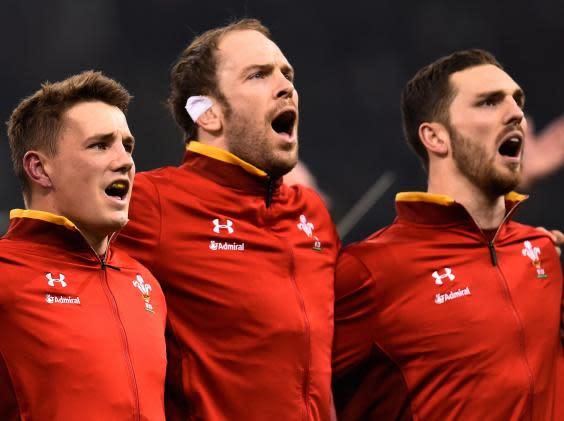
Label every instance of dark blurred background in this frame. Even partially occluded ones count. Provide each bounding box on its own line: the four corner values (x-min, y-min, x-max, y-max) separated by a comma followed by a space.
1, 0, 562, 244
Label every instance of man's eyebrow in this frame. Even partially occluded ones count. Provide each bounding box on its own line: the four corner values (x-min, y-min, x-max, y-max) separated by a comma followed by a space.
241, 63, 274, 74
475, 87, 524, 100
85, 132, 116, 142
85, 132, 136, 144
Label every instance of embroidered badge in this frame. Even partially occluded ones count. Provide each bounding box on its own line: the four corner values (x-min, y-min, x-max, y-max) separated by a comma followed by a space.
132, 274, 155, 313
297, 214, 322, 251
521, 240, 548, 279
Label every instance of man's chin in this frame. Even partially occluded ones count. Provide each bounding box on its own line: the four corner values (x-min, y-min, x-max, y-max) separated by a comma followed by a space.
270, 157, 299, 179
485, 173, 522, 197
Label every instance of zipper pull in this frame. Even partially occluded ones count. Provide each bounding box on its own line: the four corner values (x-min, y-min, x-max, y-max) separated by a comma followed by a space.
100, 258, 121, 271
488, 241, 497, 266
265, 177, 274, 208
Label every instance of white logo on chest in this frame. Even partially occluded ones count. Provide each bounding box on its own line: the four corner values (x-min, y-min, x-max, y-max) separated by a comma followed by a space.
46, 272, 67, 288
212, 218, 234, 234
431, 268, 455, 285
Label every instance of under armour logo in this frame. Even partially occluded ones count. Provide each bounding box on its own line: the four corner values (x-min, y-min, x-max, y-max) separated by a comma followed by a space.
297, 215, 314, 238
432, 268, 455, 286
46, 272, 67, 288
212, 218, 234, 234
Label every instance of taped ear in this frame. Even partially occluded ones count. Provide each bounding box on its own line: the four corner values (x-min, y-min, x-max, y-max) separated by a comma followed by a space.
418, 122, 449, 157
196, 105, 222, 133
185, 95, 222, 133
23, 151, 53, 189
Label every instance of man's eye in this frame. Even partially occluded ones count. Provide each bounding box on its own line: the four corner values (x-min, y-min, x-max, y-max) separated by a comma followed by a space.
480, 99, 497, 107
283, 72, 294, 82
90, 142, 108, 150
249, 71, 265, 80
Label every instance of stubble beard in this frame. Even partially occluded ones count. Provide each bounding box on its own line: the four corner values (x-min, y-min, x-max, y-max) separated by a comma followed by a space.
450, 128, 522, 198
224, 107, 298, 178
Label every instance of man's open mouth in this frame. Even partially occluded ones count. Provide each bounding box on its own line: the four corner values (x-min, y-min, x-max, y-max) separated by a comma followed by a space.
271, 110, 297, 136
105, 180, 130, 200
498, 136, 522, 158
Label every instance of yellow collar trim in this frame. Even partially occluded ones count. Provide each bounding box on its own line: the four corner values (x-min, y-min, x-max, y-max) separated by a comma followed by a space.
187, 141, 267, 177
396, 191, 527, 205
396, 192, 456, 206
505, 191, 527, 202
10, 209, 77, 230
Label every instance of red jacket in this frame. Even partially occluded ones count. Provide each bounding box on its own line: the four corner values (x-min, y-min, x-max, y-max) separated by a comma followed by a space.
333, 192, 564, 421
116, 142, 341, 421
0, 210, 167, 420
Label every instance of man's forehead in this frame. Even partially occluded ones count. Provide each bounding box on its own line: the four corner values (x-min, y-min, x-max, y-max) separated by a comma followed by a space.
217, 29, 289, 71
62, 101, 127, 133
450, 64, 521, 95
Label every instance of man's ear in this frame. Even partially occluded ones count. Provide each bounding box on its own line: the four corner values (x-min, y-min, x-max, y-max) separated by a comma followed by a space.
22, 151, 53, 189
418, 122, 450, 157
196, 103, 223, 133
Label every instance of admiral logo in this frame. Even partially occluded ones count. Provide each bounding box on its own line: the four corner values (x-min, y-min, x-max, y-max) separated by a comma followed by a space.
209, 240, 245, 251
45, 294, 81, 305
434, 287, 471, 305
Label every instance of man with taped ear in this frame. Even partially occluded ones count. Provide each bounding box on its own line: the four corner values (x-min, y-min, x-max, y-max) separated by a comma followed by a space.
116, 19, 340, 420
1, 71, 167, 420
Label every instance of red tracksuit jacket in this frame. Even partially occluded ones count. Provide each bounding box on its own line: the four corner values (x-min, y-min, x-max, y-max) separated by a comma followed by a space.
0, 210, 167, 420
333, 192, 564, 421
116, 142, 340, 420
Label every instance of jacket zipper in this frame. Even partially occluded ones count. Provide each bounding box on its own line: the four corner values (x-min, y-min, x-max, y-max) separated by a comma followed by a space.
81, 231, 141, 421
99, 257, 141, 421
480, 201, 535, 419
265, 176, 275, 208
286, 244, 312, 421
263, 184, 311, 420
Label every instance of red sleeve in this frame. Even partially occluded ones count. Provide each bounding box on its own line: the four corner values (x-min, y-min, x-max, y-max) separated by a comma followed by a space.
115, 174, 163, 272
333, 249, 378, 377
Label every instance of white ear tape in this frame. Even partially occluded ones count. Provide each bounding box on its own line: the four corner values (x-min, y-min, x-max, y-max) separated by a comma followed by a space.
185, 96, 213, 122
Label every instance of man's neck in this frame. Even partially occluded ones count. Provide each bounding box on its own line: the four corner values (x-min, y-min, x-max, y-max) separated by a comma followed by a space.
428, 173, 506, 230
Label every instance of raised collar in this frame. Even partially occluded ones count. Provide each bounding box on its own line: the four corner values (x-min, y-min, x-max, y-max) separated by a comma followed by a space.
4, 209, 112, 262
394, 191, 527, 226
182, 141, 282, 204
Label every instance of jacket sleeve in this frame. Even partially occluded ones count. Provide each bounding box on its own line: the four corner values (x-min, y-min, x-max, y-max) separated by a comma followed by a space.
115, 174, 162, 273
332, 249, 378, 377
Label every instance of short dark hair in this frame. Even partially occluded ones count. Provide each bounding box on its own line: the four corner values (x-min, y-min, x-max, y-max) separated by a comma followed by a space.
7, 70, 132, 203
401, 49, 502, 170
168, 18, 271, 140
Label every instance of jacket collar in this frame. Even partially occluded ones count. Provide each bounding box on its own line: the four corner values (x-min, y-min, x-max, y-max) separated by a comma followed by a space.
4, 209, 114, 262
394, 191, 527, 226
181, 141, 283, 201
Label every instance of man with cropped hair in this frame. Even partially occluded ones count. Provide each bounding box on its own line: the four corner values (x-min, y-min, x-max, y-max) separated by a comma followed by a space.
1, 71, 167, 420
332, 49, 563, 420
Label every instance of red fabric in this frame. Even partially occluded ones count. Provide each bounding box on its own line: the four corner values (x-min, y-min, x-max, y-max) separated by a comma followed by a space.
117, 148, 341, 420
333, 193, 563, 421
0, 215, 167, 420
